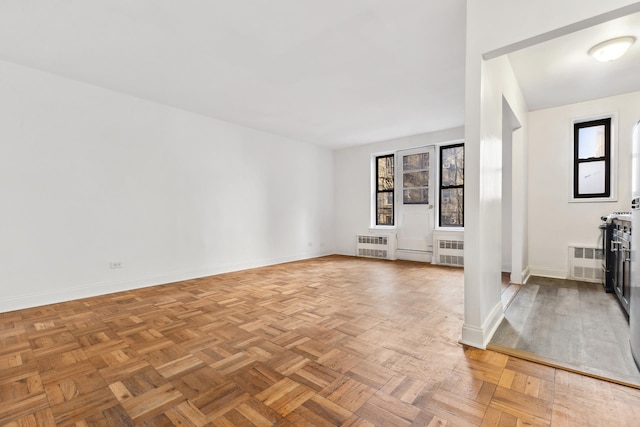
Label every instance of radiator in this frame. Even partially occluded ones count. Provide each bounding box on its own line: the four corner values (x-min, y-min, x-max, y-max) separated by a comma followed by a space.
568, 245, 604, 283
432, 238, 464, 267
356, 234, 396, 260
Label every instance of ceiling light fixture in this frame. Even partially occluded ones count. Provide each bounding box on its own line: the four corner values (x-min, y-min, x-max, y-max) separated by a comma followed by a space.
588, 36, 635, 62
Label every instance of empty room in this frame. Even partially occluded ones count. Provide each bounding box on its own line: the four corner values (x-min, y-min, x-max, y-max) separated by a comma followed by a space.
3, 1, 640, 426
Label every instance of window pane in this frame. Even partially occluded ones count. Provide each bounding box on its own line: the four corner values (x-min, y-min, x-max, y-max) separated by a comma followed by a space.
377, 156, 394, 191
403, 188, 428, 204
440, 188, 463, 226
403, 171, 429, 188
441, 146, 464, 186
578, 125, 605, 159
403, 153, 429, 170
578, 161, 606, 195
377, 192, 394, 225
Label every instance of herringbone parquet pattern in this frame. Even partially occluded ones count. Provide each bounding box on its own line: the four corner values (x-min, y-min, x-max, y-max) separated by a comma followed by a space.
1, 255, 640, 426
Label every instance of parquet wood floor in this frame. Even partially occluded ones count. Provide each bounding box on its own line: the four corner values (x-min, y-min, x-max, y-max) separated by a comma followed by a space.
2, 255, 640, 426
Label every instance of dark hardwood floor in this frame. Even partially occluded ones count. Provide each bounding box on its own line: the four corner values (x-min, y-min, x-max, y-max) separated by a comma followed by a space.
2, 256, 640, 426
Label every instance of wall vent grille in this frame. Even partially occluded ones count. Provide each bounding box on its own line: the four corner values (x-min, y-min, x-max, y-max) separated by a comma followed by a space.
568, 246, 603, 283
356, 234, 396, 260
433, 239, 464, 267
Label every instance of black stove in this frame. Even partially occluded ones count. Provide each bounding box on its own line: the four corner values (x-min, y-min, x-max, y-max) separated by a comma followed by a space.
601, 212, 632, 316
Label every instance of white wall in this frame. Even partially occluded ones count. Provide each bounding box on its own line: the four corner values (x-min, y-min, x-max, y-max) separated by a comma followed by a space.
0, 60, 334, 312
501, 103, 514, 273
462, 54, 529, 349
528, 90, 640, 277
512, 126, 529, 284
463, 0, 639, 349
333, 127, 464, 256
502, 97, 527, 283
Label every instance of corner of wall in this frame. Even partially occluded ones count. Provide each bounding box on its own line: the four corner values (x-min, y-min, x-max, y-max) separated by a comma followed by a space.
460, 300, 504, 349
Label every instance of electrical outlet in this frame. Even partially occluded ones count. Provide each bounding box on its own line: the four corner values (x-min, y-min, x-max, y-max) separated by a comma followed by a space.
109, 262, 123, 269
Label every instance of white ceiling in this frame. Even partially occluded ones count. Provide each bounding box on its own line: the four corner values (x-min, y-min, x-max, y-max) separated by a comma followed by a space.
0, 1, 466, 149
1, 2, 637, 150
508, 11, 640, 111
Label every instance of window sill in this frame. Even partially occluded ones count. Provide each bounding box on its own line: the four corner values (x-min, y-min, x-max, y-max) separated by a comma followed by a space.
568, 197, 617, 203
435, 226, 464, 232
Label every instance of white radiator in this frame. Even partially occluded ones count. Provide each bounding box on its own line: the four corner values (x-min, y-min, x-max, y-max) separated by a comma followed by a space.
432, 236, 464, 267
356, 234, 396, 260
568, 245, 603, 283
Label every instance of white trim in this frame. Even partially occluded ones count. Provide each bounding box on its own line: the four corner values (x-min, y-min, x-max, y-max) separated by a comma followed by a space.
434, 226, 464, 232
484, 302, 506, 346
569, 197, 618, 203
460, 300, 504, 349
395, 249, 432, 263
369, 225, 396, 233
460, 324, 485, 349
336, 250, 356, 257
0, 252, 332, 313
521, 266, 531, 285
528, 266, 567, 280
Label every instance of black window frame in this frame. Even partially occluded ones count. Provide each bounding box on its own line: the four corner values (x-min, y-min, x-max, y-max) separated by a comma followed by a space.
439, 143, 464, 228
573, 117, 611, 199
375, 154, 394, 226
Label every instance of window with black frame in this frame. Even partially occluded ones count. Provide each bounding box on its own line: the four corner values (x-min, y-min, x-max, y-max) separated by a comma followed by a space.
439, 144, 464, 227
375, 154, 394, 225
574, 117, 611, 199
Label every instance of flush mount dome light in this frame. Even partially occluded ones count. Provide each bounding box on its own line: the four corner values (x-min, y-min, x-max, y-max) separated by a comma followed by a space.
588, 36, 635, 62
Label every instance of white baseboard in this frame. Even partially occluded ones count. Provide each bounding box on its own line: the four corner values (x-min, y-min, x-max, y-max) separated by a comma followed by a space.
528, 266, 567, 280
521, 266, 531, 284
335, 249, 354, 256
0, 251, 333, 313
460, 300, 504, 349
460, 324, 485, 349
395, 249, 432, 263
483, 301, 505, 346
